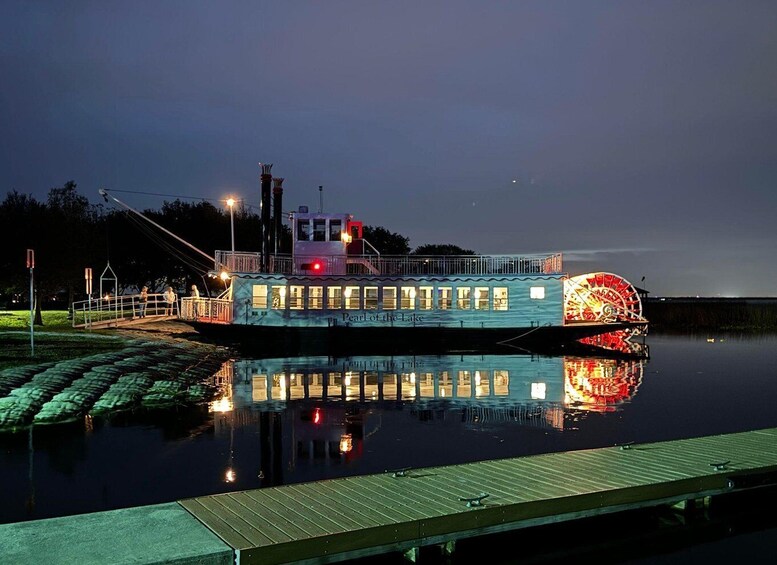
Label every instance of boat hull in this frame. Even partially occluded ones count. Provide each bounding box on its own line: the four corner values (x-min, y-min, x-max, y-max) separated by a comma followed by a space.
186, 320, 644, 358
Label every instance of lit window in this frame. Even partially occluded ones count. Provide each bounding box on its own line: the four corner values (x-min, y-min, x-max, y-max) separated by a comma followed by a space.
252, 284, 268, 308
308, 286, 323, 309
419, 286, 433, 310
437, 287, 452, 310
271, 286, 286, 309
400, 287, 416, 310
383, 287, 397, 310
474, 287, 489, 310
344, 286, 360, 309
531, 382, 547, 400
289, 285, 304, 310
457, 287, 471, 309
327, 286, 342, 309
493, 287, 508, 311
530, 286, 545, 300
364, 287, 378, 310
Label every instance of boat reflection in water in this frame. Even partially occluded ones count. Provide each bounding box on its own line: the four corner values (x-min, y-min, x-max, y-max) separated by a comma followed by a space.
207, 353, 645, 485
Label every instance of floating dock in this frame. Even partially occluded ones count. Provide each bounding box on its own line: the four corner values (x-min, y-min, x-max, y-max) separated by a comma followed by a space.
3, 428, 777, 564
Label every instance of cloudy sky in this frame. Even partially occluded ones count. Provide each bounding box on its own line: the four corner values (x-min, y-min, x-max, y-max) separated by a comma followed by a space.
2, 1, 776, 296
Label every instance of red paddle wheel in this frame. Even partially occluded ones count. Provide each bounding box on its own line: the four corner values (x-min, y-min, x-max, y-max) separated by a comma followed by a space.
564, 272, 648, 355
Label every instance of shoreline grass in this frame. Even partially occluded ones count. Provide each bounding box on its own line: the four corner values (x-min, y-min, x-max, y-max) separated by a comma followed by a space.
0, 310, 126, 370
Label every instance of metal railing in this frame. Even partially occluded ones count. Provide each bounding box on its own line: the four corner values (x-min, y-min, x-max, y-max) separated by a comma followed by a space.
215, 250, 563, 276
71, 293, 179, 328
179, 297, 233, 323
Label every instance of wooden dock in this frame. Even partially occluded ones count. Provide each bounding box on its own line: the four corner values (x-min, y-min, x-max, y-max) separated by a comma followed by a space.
180, 427, 777, 564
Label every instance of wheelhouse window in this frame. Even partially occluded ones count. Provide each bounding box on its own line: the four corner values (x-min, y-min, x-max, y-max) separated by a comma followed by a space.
457, 287, 471, 309
419, 286, 433, 310
297, 220, 311, 241
271, 286, 286, 309
289, 285, 304, 310
400, 287, 416, 310
309, 286, 323, 309
474, 287, 489, 310
383, 287, 397, 310
313, 219, 326, 241
437, 287, 452, 310
493, 287, 508, 311
344, 286, 360, 310
327, 286, 343, 309
329, 219, 342, 241
364, 287, 378, 310
252, 284, 268, 308
530, 286, 546, 300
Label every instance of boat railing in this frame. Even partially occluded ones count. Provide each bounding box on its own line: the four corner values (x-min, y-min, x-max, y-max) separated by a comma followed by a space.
215, 251, 563, 276
215, 250, 262, 273
179, 296, 233, 323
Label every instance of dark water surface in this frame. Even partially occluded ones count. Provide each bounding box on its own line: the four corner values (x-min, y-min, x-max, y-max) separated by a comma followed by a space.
3, 331, 777, 562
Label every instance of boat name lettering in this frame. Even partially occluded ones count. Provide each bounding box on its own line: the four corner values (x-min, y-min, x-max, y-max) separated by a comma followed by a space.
341, 312, 423, 323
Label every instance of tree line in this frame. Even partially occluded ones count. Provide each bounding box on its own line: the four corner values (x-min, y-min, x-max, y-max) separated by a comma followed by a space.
0, 182, 474, 320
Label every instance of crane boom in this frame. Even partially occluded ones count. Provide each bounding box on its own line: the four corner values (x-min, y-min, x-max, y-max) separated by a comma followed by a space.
98, 188, 224, 270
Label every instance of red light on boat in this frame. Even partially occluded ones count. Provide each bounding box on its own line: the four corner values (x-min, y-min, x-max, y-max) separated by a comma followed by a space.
313, 407, 322, 424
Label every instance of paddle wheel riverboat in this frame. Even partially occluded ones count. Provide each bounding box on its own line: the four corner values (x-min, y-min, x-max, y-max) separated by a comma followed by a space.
180, 165, 648, 356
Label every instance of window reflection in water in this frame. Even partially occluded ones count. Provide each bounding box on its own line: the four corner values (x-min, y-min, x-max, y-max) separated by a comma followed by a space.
205, 354, 646, 478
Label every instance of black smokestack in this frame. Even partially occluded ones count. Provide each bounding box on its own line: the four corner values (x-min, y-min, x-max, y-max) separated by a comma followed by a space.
260, 163, 273, 271
272, 177, 284, 255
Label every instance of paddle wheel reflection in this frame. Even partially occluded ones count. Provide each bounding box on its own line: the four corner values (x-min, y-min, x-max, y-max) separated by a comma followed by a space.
564, 357, 644, 412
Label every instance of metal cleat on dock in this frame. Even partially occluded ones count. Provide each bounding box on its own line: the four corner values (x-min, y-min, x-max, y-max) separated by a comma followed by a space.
617, 441, 635, 451
385, 467, 412, 478
710, 460, 731, 471
458, 493, 489, 508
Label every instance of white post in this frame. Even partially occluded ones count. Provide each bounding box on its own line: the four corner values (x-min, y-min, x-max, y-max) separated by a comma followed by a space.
27, 249, 34, 357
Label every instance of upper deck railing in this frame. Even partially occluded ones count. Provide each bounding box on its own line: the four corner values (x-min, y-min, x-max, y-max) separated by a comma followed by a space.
214, 250, 563, 276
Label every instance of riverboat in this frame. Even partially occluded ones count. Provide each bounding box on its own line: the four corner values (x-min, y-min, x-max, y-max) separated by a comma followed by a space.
180, 165, 648, 356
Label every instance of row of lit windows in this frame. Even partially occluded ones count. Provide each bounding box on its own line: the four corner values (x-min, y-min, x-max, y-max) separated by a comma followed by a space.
251, 370, 545, 402
297, 218, 343, 242
252, 284, 546, 310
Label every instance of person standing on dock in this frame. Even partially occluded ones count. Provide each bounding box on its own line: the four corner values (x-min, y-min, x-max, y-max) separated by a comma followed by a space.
164, 286, 177, 316
138, 286, 149, 318
190, 284, 200, 317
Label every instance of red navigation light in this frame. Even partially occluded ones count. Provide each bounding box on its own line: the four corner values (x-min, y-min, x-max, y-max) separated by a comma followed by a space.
313, 407, 322, 425
301, 260, 325, 273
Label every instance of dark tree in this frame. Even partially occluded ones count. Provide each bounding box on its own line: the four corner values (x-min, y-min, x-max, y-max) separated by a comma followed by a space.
362, 226, 410, 255
0, 191, 47, 309
412, 243, 476, 255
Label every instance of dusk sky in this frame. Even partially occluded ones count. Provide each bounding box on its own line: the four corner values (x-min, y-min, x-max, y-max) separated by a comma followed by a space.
2, 1, 776, 297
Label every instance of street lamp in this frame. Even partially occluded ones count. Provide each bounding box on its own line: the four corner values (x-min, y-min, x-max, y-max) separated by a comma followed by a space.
226, 198, 236, 259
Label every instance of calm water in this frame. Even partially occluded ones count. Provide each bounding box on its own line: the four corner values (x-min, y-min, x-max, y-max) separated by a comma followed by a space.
3, 331, 777, 562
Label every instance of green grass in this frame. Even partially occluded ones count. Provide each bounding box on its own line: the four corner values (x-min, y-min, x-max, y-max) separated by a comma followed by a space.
0, 310, 127, 371
0, 310, 73, 330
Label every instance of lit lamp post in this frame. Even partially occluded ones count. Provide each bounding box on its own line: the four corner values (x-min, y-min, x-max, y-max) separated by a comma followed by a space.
226, 198, 236, 253
226, 197, 236, 268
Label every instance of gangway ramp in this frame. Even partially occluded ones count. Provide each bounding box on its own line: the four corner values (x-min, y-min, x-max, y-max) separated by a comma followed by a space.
71, 293, 179, 329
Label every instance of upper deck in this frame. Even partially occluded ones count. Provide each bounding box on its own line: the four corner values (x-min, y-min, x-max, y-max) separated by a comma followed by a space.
214, 208, 564, 277
214, 250, 564, 277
